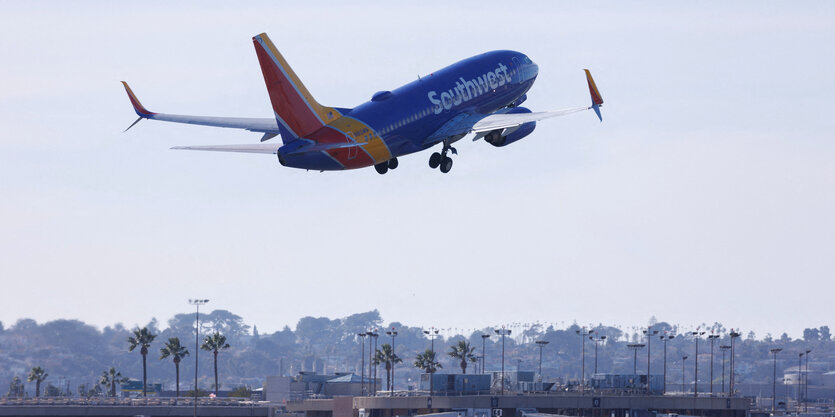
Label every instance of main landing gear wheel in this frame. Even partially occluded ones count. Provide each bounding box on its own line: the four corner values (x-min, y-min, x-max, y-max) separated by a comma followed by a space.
439, 156, 453, 173
388, 157, 399, 170
428, 139, 458, 173
428, 152, 441, 169
374, 162, 388, 175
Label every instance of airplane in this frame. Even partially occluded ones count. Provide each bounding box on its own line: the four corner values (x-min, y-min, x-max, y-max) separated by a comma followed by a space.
121, 32, 603, 174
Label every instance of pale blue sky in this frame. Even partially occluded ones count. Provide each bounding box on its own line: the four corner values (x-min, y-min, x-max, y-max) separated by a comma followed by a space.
0, 1, 832, 339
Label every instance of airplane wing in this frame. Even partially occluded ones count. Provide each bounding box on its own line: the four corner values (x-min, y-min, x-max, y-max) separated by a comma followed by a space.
120, 82, 281, 139
471, 106, 589, 133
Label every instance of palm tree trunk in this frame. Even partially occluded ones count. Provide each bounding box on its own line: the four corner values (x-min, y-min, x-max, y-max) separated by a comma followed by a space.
36, 381, 41, 398
142, 353, 147, 397
175, 362, 180, 398
111, 380, 115, 397
213, 350, 219, 394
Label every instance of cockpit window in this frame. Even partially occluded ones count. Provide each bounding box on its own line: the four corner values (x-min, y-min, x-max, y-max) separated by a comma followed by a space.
523, 56, 532, 64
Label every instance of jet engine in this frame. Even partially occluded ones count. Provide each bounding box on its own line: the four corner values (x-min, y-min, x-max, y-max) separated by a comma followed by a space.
484, 107, 536, 147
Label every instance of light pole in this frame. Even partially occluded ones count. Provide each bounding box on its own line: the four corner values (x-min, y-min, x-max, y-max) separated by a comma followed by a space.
798, 352, 804, 413
535, 341, 549, 383
729, 330, 741, 397
627, 343, 645, 392
370, 331, 379, 394
188, 298, 209, 417
660, 334, 675, 394
481, 334, 490, 375
720, 345, 731, 395
708, 334, 719, 395
423, 328, 439, 396
804, 349, 811, 413
386, 328, 397, 396
682, 356, 688, 393
692, 331, 704, 397
589, 333, 607, 374
495, 327, 511, 395
358, 332, 367, 395
643, 328, 659, 392
576, 327, 591, 395
770, 348, 782, 412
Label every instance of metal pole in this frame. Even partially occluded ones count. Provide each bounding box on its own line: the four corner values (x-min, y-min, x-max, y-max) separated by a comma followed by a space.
692, 331, 703, 397
708, 335, 719, 395
372, 332, 378, 394
771, 348, 782, 412
386, 328, 397, 396
720, 345, 730, 395
535, 341, 549, 383
643, 328, 657, 392
189, 299, 208, 417
729, 331, 740, 397
682, 356, 688, 393
803, 349, 812, 413
798, 352, 804, 413
358, 333, 366, 396
576, 328, 590, 395
481, 335, 490, 375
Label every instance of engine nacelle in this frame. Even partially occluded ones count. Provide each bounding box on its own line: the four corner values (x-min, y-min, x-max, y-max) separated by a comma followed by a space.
484, 107, 536, 147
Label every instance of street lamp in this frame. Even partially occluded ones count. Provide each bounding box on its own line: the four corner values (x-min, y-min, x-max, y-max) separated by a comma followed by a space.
720, 345, 731, 394
804, 349, 811, 413
423, 327, 439, 396
797, 352, 805, 415
385, 328, 398, 396
627, 344, 646, 382
188, 298, 209, 417
708, 334, 720, 394
589, 333, 607, 374
494, 327, 511, 395
535, 341, 549, 383
576, 327, 592, 395
481, 334, 491, 375
682, 356, 689, 394
357, 332, 367, 395
643, 328, 659, 392
692, 331, 705, 397
770, 348, 782, 412
369, 331, 379, 394
660, 334, 675, 394
729, 330, 741, 397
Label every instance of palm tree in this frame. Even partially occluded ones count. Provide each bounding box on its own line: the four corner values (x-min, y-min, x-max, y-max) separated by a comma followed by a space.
27, 366, 48, 398
160, 337, 189, 398
448, 340, 478, 374
414, 349, 443, 395
127, 327, 157, 397
373, 343, 402, 392
201, 331, 230, 394
99, 367, 127, 397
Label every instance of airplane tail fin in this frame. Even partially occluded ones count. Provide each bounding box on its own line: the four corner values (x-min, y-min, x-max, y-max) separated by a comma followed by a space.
584, 69, 603, 122
252, 33, 342, 142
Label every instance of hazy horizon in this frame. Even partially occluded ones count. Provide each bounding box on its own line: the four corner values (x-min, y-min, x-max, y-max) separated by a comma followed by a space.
1, 2, 832, 341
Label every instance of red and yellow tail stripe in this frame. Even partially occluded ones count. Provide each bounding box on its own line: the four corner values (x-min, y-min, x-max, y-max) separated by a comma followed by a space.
584, 69, 603, 106
252, 33, 341, 139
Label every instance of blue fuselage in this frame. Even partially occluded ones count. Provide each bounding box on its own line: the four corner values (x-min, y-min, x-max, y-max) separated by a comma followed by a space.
278, 50, 539, 171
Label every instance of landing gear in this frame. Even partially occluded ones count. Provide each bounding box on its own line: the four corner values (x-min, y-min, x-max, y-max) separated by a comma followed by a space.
439, 156, 453, 173
388, 157, 399, 170
374, 162, 388, 175
428, 139, 457, 173
428, 152, 441, 169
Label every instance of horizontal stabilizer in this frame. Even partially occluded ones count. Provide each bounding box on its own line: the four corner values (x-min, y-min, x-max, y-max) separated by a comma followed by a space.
171, 144, 281, 154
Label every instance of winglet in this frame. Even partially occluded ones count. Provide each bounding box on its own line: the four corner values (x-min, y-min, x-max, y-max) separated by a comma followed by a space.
121, 81, 155, 118
584, 69, 603, 121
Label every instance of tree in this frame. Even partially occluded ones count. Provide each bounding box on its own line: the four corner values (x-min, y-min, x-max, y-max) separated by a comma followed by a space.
229, 386, 252, 397
821, 326, 831, 341
160, 337, 189, 398
201, 331, 230, 393
99, 367, 127, 398
373, 343, 402, 391
448, 340, 478, 374
414, 349, 443, 374
414, 349, 443, 395
8, 376, 25, 398
27, 366, 48, 398
804, 328, 821, 342
127, 326, 157, 397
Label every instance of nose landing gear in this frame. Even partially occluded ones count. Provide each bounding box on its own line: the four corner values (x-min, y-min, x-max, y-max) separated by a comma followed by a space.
428, 139, 457, 174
